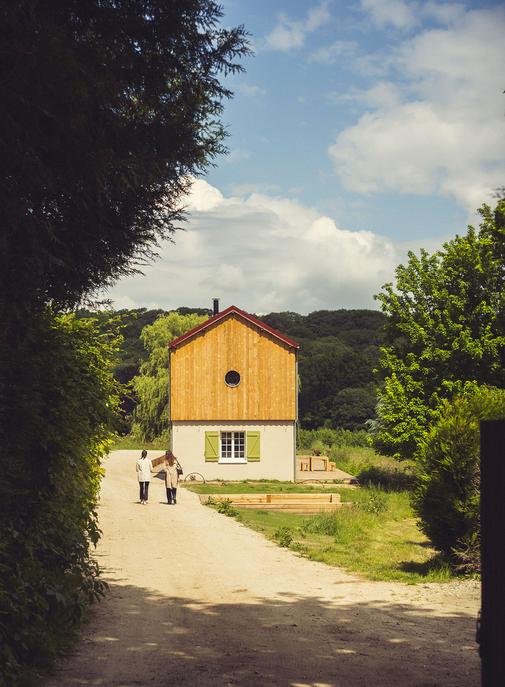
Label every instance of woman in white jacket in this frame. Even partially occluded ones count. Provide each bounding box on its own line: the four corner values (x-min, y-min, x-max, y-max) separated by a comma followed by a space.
136, 449, 152, 504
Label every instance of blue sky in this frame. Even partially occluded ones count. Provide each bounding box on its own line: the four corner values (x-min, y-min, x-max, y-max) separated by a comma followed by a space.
108, 0, 505, 313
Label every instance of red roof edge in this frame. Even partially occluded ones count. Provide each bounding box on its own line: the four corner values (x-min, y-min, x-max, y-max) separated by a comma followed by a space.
168, 305, 300, 350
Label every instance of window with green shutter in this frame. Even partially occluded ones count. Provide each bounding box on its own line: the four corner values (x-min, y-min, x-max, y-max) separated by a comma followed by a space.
246, 431, 260, 462
204, 431, 219, 462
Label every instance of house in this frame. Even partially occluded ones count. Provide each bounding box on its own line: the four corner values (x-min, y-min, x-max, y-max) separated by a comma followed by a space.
168, 302, 299, 481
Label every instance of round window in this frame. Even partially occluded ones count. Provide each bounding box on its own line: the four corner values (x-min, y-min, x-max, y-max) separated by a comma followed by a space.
225, 370, 241, 387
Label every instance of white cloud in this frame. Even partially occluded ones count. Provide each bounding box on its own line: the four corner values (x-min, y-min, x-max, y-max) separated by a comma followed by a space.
361, 0, 417, 29
330, 81, 403, 108
228, 182, 281, 195
105, 179, 405, 313
265, 1, 330, 52
309, 40, 357, 65
330, 6, 505, 212
360, 0, 465, 30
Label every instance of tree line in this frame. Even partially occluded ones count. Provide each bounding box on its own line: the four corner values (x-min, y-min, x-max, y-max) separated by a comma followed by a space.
79, 307, 385, 440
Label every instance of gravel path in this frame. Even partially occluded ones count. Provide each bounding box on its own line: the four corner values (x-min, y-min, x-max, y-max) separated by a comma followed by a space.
44, 450, 480, 687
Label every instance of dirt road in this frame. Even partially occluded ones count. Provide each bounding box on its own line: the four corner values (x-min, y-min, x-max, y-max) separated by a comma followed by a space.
44, 450, 480, 687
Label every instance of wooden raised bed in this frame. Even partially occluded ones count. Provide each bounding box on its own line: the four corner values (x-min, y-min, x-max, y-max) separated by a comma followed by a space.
200, 492, 350, 514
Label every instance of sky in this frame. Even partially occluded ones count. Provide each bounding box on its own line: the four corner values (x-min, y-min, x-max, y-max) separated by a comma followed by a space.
106, 0, 505, 314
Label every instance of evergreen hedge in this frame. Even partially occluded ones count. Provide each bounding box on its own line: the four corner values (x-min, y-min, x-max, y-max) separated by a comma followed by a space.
413, 384, 505, 570
0, 311, 121, 684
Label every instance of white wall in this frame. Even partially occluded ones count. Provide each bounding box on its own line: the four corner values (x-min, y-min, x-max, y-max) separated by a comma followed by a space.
172, 421, 295, 481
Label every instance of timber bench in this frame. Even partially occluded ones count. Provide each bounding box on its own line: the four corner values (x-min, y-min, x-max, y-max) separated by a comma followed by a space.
200, 492, 349, 514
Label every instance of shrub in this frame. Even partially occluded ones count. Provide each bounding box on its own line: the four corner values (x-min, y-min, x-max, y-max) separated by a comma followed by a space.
358, 465, 415, 492
412, 385, 505, 568
273, 527, 293, 547
215, 499, 239, 517
0, 311, 121, 685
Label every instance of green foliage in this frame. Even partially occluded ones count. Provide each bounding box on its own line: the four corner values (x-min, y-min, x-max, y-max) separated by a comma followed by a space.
76, 308, 166, 428
132, 311, 207, 441
78, 306, 384, 435
261, 310, 385, 430
273, 526, 294, 547
1, 1, 250, 316
358, 464, 415, 492
297, 427, 371, 450
358, 487, 388, 515
412, 385, 505, 569
0, 311, 121, 684
375, 201, 505, 459
206, 498, 240, 517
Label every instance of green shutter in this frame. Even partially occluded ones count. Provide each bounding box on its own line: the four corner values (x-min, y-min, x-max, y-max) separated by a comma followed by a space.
205, 431, 219, 462
247, 431, 261, 462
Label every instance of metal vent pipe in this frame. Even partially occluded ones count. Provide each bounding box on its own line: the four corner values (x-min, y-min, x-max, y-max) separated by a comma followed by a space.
213, 298, 220, 315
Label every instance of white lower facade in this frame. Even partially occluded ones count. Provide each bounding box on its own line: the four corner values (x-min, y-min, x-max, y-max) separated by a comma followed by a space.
170, 420, 296, 481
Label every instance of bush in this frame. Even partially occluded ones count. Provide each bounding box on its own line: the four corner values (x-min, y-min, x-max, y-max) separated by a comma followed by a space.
273, 527, 293, 547
413, 385, 505, 568
358, 465, 415, 491
0, 311, 121, 684
205, 498, 239, 518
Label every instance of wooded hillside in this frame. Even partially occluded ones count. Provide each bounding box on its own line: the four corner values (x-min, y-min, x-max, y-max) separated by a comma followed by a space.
79, 307, 384, 431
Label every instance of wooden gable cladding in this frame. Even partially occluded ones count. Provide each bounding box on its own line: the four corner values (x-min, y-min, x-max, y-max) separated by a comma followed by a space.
170, 313, 297, 421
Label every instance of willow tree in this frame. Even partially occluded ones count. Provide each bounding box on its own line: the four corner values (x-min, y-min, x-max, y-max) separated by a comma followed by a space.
133, 312, 207, 441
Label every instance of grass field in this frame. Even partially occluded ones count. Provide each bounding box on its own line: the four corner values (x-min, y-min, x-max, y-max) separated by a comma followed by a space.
185, 480, 452, 584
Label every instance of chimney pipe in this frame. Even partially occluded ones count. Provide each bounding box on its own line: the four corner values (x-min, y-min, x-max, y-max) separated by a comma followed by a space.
213, 298, 220, 316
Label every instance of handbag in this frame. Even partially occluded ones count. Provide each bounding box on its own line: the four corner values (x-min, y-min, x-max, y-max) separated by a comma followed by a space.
176, 462, 183, 476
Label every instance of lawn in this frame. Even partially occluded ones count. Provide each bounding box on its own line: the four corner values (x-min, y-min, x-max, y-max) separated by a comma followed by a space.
185, 480, 452, 584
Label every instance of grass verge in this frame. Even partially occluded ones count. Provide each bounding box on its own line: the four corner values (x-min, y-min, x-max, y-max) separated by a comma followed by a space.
187, 481, 453, 584
327, 446, 416, 491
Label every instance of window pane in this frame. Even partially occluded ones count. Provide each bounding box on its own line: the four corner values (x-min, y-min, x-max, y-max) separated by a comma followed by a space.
233, 432, 245, 458
221, 432, 232, 458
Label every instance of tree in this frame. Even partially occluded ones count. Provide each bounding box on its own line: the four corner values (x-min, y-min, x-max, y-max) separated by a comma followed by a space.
374, 201, 505, 459
261, 310, 384, 430
412, 384, 505, 570
132, 311, 207, 441
0, 1, 249, 321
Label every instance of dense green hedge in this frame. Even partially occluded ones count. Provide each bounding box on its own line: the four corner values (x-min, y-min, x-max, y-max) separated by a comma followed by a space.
413, 384, 505, 571
0, 311, 121, 684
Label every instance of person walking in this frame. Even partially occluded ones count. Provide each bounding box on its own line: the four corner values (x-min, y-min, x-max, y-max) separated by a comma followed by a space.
136, 449, 152, 504
164, 450, 180, 505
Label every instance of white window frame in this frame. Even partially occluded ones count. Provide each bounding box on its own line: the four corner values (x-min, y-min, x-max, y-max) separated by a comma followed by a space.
219, 431, 246, 463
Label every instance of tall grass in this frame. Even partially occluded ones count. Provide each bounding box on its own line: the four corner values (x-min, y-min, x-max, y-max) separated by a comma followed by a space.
229, 486, 452, 583
298, 427, 415, 490
298, 427, 371, 450
111, 431, 169, 451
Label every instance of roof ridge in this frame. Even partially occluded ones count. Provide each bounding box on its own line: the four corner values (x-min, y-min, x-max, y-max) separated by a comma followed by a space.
168, 305, 300, 350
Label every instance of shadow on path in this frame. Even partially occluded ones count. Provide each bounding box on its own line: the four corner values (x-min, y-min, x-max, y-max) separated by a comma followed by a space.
44, 576, 479, 687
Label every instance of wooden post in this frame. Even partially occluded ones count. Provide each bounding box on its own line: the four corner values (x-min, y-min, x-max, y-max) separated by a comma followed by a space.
480, 419, 505, 687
